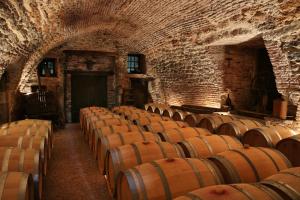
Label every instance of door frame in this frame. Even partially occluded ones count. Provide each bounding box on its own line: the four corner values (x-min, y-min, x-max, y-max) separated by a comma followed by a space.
66, 70, 110, 122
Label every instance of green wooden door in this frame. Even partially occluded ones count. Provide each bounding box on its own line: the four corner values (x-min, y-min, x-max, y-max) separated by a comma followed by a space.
71, 73, 107, 122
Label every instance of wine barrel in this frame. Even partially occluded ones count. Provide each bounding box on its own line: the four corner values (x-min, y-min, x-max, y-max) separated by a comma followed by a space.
93, 125, 142, 156
122, 110, 150, 119
0, 172, 34, 200
154, 105, 169, 115
243, 125, 298, 148
198, 115, 236, 133
127, 112, 158, 122
0, 147, 43, 199
145, 121, 188, 133
89, 119, 131, 147
172, 110, 190, 121
209, 146, 292, 184
105, 141, 185, 193
84, 111, 115, 136
0, 135, 48, 173
184, 114, 211, 127
87, 114, 123, 133
261, 167, 300, 200
147, 103, 159, 113
276, 134, 300, 167
158, 127, 212, 143
174, 183, 283, 200
162, 108, 175, 118
144, 103, 152, 111
97, 130, 161, 171
179, 135, 243, 158
217, 119, 263, 139
0, 125, 53, 150
112, 106, 139, 115
116, 158, 224, 200
133, 116, 170, 126
0, 119, 51, 130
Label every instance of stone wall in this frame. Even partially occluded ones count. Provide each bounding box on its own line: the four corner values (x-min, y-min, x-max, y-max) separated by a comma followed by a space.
0, 0, 299, 126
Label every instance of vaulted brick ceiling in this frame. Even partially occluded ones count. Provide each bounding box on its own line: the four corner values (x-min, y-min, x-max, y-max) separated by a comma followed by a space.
0, 0, 299, 79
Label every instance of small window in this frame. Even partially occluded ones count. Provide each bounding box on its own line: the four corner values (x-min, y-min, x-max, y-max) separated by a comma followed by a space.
38, 58, 56, 77
128, 54, 144, 74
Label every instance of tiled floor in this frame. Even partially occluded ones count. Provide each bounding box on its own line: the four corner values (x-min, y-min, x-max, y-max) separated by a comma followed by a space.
43, 124, 110, 200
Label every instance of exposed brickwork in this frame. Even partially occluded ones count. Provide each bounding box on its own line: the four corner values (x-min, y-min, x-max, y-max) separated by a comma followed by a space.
0, 0, 298, 126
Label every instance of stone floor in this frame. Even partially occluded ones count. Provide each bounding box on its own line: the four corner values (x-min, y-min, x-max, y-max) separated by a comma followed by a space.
43, 123, 110, 200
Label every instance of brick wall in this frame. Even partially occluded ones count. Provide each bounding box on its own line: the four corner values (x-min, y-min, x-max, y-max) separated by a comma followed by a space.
0, 0, 299, 126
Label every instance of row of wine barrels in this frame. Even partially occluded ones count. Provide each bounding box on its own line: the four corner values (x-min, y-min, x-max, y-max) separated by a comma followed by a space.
154, 105, 170, 115
85, 113, 123, 138
209, 146, 291, 184
116, 158, 224, 200
0, 172, 34, 200
162, 108, 176, 118
88, 118, 130, 148
178, 135, 243, 158
105, 141, 185, 193
80, 107, 109, 131
174, 183, 283, 200
98, 130, 161, 172
184, 113, 212, 127
276, 134, 300, 167
0, 125, 53, 150
146, 104, 169, 113
133, 116, 171, 127
104, 135, 243, 195
0, 119, 52, 133
261, 167, 300, 200
198, 115, 236, 133
144, 121, 188, 133
127, 112, 158, 121
115, 147, 292, 200
112, 106, 140, 115
176, 167, 300, 200
217, 119, 263, 139
0, 147, 43, 199
0, 135, 48, 175
93, 125, 143, 157
242, 125, 298, 148
158, 127, 211, 143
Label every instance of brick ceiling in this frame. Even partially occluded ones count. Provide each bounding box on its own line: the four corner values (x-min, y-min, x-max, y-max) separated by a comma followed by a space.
0, 0, 299, 76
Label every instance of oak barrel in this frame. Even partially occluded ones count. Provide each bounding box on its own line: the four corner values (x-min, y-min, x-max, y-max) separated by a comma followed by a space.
154, 105, 169, 115
93, 125, 142, 156
162, 108, 175, 118
179, 135, 243, 158
89, 119, 131, 148
243, 125, 297, 148
261, 167, 300, 200
127, 112, 158, 122
216, 119, 263, 139
116, 158, 224, 200
144, 121, 188, 133
172, 110, 190, 121
0, 125, 53, 150
209, 146, 292, 184
184, 114, 211, 127
97, 130, 161, 171
133, 116, 170, 126
174, 183, 283, 200
198, 115, 236, 133
276, 134, 300, 166
105, 141, 185, 193
0, 135, 48, 173
0, 172, 34, 200
0, 147, 43, 199
158, 127, 211, 143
